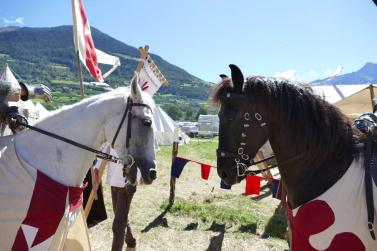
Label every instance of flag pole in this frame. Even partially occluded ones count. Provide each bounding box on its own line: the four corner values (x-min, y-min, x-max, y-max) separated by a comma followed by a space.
136, 45, 149, 73
75, 50, 85, 99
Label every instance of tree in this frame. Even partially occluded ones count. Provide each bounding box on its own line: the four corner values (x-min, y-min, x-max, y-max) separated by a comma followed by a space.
167, 105, 184, 121
196, 107, 208, 120
185, 109, 194, 121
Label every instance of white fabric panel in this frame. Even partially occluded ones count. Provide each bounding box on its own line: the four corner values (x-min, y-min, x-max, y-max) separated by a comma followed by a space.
71, 0, 86, 66
95, 49, 120, 66
138, 59, 163, 97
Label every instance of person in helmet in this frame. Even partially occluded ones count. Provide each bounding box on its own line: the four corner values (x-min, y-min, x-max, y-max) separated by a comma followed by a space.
0, 79, 52, 135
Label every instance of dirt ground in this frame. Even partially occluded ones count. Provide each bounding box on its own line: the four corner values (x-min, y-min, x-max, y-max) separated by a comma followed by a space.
88, 142, 288, 251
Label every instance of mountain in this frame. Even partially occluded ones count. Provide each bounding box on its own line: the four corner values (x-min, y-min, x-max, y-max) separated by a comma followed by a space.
0, 25, 211, 100
312, 62, 377, 85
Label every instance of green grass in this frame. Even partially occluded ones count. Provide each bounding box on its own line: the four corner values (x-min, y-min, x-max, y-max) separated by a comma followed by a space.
159, 194, 287, 238
158, 138, 218, 164
155, 138, 287, 240
50, 79, 77, 85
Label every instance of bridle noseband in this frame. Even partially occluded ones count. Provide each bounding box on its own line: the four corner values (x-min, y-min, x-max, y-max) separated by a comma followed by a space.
217, 92, 271, 177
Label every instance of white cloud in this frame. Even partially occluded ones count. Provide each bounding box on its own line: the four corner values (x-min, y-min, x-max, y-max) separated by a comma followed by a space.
274, 69, 303, 82
3, 17, 24, 25
325, 66, 343, 78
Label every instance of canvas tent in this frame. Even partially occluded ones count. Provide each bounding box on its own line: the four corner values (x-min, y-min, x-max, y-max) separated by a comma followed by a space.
311, 84, 377, 118
153, 106, 189, 145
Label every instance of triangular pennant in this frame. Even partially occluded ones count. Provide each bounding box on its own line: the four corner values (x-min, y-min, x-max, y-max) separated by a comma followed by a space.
171, 157, 189, 178
200, 164, 211, 180
245, 175, 261, 195
220, 180, 231, 190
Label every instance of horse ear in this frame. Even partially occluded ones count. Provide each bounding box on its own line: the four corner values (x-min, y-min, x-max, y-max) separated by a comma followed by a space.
229, 64, 244, 93
219, 74, 228, 80
130, 72, 142, 100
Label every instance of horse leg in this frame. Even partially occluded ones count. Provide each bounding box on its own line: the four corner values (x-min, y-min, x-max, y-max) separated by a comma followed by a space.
111, 185, 137, 251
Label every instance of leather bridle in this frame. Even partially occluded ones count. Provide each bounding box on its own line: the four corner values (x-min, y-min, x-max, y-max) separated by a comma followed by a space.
216, 92, 272, 177
110, 96, 153, 176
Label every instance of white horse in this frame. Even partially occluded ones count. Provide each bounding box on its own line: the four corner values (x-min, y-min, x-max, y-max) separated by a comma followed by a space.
0, 73, 156, 250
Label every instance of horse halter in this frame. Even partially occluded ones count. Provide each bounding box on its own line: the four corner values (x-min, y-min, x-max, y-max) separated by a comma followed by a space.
217, 92, 270, 177
111, 96, 153, 177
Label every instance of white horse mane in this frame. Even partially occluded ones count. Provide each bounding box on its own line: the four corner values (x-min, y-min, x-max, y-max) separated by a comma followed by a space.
36, 87, 156, 124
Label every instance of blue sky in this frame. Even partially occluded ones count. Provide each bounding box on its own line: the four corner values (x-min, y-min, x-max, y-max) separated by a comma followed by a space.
1, 0, 377, 83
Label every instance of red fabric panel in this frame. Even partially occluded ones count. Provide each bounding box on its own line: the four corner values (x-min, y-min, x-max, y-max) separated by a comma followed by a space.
68, 186, 84, 213
78, 0, 103, 82
201, 164, 211, 180
13, 171, 68, 249
289, 200, 365, 251
245, 175, 261, 195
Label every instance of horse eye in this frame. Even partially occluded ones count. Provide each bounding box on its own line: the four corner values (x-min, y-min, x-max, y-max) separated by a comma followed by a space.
142, 118, 152, 127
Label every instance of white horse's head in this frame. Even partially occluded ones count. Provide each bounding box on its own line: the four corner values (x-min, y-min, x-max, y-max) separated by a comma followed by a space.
105, 73, 156, 185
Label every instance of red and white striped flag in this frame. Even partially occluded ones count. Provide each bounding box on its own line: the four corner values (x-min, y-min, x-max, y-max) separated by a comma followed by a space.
71, 0, 103, 82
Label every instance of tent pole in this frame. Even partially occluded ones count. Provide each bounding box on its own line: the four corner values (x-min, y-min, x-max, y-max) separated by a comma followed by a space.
75, 50, 84, 99
369, 84, 375, 112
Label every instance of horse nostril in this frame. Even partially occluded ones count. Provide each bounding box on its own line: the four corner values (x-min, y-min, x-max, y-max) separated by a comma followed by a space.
149, 169, 157, 180
221, 170, 228, 179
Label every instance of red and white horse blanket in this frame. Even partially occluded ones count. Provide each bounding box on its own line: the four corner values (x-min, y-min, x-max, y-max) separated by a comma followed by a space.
0, 136, 83, 250
287, 156, 377, 251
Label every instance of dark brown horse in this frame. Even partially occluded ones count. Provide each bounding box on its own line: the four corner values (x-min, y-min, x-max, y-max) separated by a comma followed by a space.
212, 65, 377, 250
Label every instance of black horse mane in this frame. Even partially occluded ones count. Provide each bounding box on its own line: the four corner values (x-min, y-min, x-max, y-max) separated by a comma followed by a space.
211, 76, 360, 167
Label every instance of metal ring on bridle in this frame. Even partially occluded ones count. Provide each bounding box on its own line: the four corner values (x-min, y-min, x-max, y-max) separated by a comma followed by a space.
241, 154, 249, 161
255, 113, 262, 121
244, 112, 251, 121
238, 147, 244, 155
124, 154, 135, 169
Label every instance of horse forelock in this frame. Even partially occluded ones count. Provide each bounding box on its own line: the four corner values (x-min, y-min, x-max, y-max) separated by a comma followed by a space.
210, 77, 234, 107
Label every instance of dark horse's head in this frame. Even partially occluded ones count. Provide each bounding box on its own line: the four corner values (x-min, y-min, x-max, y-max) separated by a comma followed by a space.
212, 65, 359, 193
211, 65, 270, 185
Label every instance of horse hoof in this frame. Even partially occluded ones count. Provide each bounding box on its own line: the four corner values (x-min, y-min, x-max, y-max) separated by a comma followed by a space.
126, 247, 136, 251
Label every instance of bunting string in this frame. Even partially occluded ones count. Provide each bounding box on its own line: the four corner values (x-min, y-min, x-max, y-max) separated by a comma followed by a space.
171, 156, 282, 199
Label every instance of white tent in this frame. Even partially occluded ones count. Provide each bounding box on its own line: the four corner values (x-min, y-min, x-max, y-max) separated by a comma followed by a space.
311, 84, 377, 118
0, 63, 18, 85
35, 102, 50, 119
153, 106, 189, 145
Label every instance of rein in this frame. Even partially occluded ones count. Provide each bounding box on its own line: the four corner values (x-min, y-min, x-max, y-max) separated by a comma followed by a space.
14, 96, 152, 168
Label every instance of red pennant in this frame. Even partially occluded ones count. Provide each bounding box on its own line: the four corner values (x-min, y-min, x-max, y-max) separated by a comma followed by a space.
245, 175, 261, 195
201, 164, 211, 180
